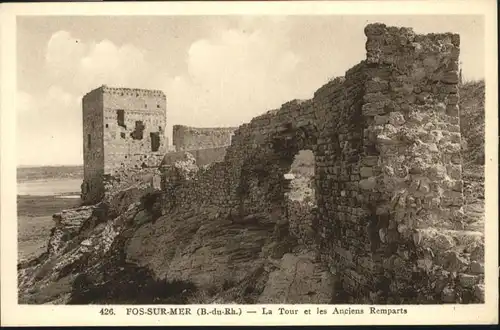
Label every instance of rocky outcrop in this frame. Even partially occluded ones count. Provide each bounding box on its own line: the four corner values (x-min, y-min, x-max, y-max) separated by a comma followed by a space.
257, 250, 333, 304
17, 169, 162, 304
18, 201, 155, 304
124, 196, 331, 303
48, 205, 97, 255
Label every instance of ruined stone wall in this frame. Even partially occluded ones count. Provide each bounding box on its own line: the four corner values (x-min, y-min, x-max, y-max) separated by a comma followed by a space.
160, 157, 229, 212
161, 146, 228, 167
172, 125, 237, 151
313, 62, 370, 302
190, 146, 228, 166
287, 200, 316, 246
221, 99, 318, 225
358, 24, 482, 304
161, 99, 318, 221
102, 86, 167, 175
156, 24, 481, 304
82, 88, 105, 204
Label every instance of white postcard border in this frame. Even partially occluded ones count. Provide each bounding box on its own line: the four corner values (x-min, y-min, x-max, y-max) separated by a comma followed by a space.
1, 0, 498, 326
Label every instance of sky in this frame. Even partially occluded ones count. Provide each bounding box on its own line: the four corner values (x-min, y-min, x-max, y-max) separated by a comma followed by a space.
16, 15, 485, 166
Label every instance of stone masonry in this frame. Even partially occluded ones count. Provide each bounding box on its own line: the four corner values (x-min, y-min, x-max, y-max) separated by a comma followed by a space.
161, 146, 228, 167
172, 125, 237, 151
155, 24, 483, 303
82, 85, 167, 204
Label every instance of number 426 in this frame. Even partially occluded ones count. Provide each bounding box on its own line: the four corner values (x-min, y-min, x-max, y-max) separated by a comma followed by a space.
100, 308, 115, 316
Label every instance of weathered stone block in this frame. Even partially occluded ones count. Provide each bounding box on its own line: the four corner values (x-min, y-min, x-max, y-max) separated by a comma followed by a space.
362, 102, 386, 116
441, 71, 459, 84
374, 115, 389, 125
441, 287, 457, 303
360, 167, 374, 178
359, 177, 377, 190
435, 250, 468, 272
362, 156, 379, 167
474, 284, 485, 301
469, 261, 484, 274
458, 273, 480, 288
446, 164, 462, 180
446, 104, 459, 117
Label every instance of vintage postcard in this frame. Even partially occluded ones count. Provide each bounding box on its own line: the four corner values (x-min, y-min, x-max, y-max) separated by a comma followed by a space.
1, 0, 498, 326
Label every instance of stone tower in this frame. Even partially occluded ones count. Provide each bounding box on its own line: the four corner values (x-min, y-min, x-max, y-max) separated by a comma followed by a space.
81, 85, 167, 204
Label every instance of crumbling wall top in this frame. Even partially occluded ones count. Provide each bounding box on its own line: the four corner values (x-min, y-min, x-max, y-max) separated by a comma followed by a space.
364, 23, 460, 45
313, 76, 346, 99
102, 85, 166, 98
173, 125, 238, 133
172, 125, 238, 151
83, 85, 166, 99
365, 23, 460, 68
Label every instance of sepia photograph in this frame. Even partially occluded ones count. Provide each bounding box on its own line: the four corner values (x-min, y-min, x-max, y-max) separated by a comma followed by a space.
1, 0, 498, 326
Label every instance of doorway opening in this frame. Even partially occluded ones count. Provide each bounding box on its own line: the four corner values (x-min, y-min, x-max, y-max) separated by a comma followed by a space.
284, 149, 317, 245
285, 149, 316, 205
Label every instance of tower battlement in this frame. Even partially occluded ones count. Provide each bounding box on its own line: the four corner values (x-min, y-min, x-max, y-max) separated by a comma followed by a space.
101, 85, 166, 98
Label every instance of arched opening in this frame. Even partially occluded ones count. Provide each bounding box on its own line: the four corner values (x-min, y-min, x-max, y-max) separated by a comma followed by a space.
232, 124, 318, 237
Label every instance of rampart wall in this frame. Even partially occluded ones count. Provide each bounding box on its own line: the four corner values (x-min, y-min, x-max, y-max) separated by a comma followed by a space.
157, 24, 483, 303
172, 125, 237, 151
161, 146, 228, 167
